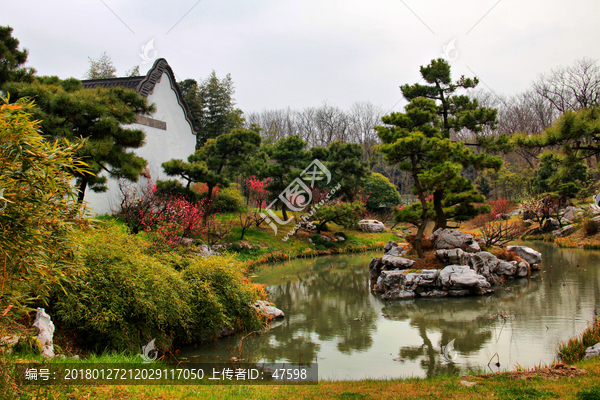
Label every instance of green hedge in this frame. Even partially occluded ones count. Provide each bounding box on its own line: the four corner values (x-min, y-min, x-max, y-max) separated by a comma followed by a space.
51, 225, 265, 353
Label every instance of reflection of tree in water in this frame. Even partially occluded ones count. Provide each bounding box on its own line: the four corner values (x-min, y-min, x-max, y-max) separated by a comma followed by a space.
382, 285, 534, 377
254, 255, 380, 361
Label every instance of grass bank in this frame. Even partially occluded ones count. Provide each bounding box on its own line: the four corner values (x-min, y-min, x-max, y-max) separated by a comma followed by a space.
4, 357, 600, 399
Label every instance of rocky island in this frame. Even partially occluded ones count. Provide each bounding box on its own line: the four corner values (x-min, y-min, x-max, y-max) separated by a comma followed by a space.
369, 228, 542, 300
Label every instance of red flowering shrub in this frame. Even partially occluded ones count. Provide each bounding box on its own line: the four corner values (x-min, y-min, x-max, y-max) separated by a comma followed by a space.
117, 180, 211, 248
489, 199, 513, 220
246, 175, 271, 210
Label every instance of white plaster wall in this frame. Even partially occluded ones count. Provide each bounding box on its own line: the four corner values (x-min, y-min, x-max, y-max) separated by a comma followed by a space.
84, 72, 196, 215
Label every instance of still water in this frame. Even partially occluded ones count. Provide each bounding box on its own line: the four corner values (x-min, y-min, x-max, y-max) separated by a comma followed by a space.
179, 243, 600, 380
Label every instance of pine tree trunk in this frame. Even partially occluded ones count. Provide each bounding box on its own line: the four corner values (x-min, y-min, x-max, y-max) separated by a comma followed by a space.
281, 205, 289, 221
77, 179, 88, 204
433, 190, 447, 231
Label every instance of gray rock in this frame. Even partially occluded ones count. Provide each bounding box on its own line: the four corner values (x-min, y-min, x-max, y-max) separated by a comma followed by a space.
509, 208, 523, 216
466, 241, 481, 253
336, 236, 345, 241
469, 252, 500, 281
419, 289, 448, 298
358, 219, 386, 233
584, 342, 600, 360
252, 300, 285, 320
369, 257, 382, 279
197, 244, 222, 258
494, 260, 518, 277
589, 216, 600, 230
561, 207, 575, 222
517, 261, 529, 277
553, 225, 574, 237
380, 254, 415, 270
435, 248, 471, 266
381, 289, 416, 300
179, 237, 194, 246
376, 270, 407, 292
431, 229, 477, 250
384, 240, 397, 253
387, 246, 407, 257
438, 265, 490, 290
506, 246, 542, 265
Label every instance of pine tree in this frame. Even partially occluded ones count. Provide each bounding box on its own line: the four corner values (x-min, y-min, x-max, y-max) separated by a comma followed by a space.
376, 98, 500, 257
178, 71, 244, 149
4, 76, 155, 202
400, 58, 500, 229
0, 26, 35, 88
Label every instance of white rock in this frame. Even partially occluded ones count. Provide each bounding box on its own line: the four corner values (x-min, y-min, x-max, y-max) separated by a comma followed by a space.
584, 342, 600, 360
33, 308, 55, 358
506, 246, 542, 265
358, 219, 386, 233
253, 300, 285, 320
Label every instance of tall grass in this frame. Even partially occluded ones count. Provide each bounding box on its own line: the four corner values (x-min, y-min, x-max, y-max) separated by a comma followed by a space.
558, 317, 600, 364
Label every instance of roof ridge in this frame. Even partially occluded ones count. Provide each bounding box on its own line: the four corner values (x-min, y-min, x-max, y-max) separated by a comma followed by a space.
80, 58, 195, 135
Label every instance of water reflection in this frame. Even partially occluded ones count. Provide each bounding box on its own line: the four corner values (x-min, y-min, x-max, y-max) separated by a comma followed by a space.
178, 244, 600, 380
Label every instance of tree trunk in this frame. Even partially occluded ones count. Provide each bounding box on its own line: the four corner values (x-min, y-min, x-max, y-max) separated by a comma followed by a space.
414, 220, 426, 259
281, 205, 289, 221
433, 189, 447, 231
77, 179, 88, 204
203, 185, 215, 221
412, 166, 428, 259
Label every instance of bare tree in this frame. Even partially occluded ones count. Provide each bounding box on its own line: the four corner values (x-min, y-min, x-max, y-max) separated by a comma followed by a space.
533, 58, 600, 114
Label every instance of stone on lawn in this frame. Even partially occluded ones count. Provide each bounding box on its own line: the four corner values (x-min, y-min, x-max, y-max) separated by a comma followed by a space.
358, 219, 386, 233
584, 342, 600, 360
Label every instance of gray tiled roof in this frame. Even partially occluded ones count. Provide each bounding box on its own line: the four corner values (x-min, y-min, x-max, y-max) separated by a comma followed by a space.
81, 59, 195, 134
81, 76, 145, 91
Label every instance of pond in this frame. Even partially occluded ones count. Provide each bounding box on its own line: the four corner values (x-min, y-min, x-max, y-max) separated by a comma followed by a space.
178, 243, 600, 380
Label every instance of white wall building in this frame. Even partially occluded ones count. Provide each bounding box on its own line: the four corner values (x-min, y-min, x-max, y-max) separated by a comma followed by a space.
81, 58, 196, 215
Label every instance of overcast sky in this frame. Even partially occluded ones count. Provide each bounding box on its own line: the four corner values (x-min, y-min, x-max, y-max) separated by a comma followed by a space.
3, 0, 600, 114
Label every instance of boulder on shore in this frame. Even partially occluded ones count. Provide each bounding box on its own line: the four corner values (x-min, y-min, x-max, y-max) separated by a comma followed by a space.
252, 300, 285, 320
584, 343, 600, 360
506, 245, 542, 265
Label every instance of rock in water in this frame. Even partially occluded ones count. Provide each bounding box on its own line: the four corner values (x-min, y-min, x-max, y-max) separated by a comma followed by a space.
33, 308, 55, 358
252, 300, 285, 320
506, 246, 542, 265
